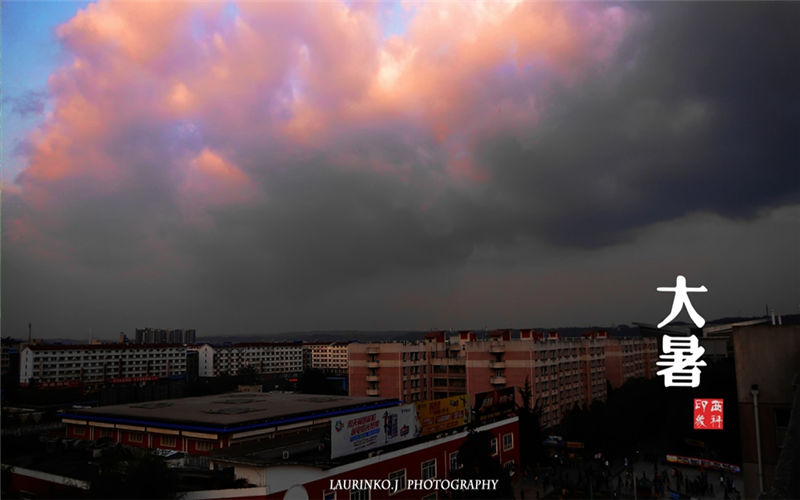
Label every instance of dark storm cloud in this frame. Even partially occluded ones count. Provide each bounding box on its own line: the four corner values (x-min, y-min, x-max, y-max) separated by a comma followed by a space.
472, 2, 800, 247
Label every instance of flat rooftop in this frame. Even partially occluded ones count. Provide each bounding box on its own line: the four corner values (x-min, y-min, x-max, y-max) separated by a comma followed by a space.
63, 392, 400, 432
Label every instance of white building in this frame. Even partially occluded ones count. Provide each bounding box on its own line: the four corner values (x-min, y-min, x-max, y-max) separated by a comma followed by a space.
195, 343, 303, 378
304, 342, 349, 375
19, 344, 187, 386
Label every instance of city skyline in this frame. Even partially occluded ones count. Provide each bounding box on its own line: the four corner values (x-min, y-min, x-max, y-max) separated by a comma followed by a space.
2, 1, 798, 338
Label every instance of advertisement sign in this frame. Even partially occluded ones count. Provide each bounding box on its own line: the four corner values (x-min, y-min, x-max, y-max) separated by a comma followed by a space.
666, 454, 740, 473
472, 387, 515, 424
415, 395, 469, 436
111, 375, 159, 384
331, 404, 420, 458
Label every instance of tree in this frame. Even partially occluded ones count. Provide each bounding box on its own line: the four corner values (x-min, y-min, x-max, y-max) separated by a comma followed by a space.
451, 430, 514, 499
89, 450, 178, 499
517, 376, 545, 467
236, 365, 261, 386
298, 369, 338, 394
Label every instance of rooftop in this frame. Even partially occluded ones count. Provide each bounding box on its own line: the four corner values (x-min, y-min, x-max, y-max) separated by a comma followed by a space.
25, 343, 187, 351
62, 392, 400, 433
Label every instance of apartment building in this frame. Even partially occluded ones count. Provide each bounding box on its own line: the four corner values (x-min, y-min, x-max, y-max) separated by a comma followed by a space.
604, 334, 659, 389
135, 328, 196, 344
350, 330, 659, 428
349, 341, 431, 403
195, 343, 303, 378
19, 344, 187, 386
303, 342, 349, 375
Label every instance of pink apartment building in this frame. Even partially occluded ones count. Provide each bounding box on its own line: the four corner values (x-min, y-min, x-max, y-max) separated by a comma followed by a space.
349, 330, 658, 428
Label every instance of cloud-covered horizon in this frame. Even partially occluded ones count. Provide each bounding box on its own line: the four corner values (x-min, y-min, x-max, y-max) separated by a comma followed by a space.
3, 1, 799, 338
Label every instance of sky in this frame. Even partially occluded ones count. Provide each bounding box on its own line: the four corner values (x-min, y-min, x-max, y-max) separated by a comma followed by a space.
2, 1, 798, 340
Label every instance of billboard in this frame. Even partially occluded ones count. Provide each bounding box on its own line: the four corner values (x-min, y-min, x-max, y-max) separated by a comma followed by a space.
331, 404, 420, 458
415, 394, 469, 436
665, 454, 740, 473
472, 387, 516, 424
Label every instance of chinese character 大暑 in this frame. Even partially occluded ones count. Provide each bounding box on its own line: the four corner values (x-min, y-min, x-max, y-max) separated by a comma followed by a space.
656, 335, 707, 387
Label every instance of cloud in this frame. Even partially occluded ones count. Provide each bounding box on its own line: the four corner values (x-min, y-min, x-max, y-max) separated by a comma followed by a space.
3, 1, 799, 337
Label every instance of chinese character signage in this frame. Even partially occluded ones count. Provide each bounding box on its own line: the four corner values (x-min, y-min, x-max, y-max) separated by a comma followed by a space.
657, 335, 707, 387
693, 398, 723, 430
331, 404, 420, 458
415, 394, 469, 436
656, 275, 709, 388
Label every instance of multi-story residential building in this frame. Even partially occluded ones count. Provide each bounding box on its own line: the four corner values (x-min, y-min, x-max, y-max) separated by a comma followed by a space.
603, 334, 659, 389
349, 341, 431, 402
303, 342, 349, 375
196, 343, 303, 378
350, 330, 660, 428
135, 328, 196, 344
19, 344, 187, 386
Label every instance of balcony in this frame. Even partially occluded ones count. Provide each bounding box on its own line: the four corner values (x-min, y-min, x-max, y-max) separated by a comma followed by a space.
490, 376, 507, 385
489, 361, 505, 369
490, 343, 505, 354
366, 347, 379, 354
366, 375, 379, 382
367, 361, 379, 369
366, 388, 380, 396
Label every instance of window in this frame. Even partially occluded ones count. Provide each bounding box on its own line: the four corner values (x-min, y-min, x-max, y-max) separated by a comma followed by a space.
450, 451, 461, 471
128, 432, 144, 443
503, 460, 516, 476
421, 459, 436, 480
388, 469, 406, 494
350, 490, 369, 500
323, 491, 336, 500
490, 437, 498, 456
503, 433, 514, 451
195, 440, 213, 451
160, 435, 177, 447
98, 429, 114, 439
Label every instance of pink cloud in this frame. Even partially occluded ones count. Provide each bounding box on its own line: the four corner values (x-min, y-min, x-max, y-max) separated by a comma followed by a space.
9, 0, 636, 253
